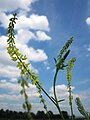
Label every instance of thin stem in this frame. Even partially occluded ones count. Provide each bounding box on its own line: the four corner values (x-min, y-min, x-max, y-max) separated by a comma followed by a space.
53, 69, 58, 102
16, 52, 58, 107
17, 52, 65, 120
68, 81, 74, 120
36, 82, 57, 106
53, 69, 65, 120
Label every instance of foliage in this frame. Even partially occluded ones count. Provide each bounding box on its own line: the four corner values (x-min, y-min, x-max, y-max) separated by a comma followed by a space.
66, 58, 76, 120
52, 37, 74, 120
6, 13, 90, 120
6, 13, 47, 119
75, 97, 90, 120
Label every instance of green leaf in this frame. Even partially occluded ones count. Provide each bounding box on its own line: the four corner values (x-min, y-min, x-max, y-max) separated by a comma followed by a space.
40, 98, 45, 103
25, 93, 28, 100
22, 55, 27, 60
22, 103, 26, 110
58, 99, 65, 103
27, 104, 32, 111
21, 81, 24, 87
25, 73, 28, 81
39, 95, 42, 98
12, 57, 17, 61
20, 89, 24, 95
32, 79, 39, 84
24, 80, 29, 87
18, 79, 21, 84
30, 76, 33, 81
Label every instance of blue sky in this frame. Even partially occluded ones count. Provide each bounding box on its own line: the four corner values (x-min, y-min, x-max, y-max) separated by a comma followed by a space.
0, 0, 90, 117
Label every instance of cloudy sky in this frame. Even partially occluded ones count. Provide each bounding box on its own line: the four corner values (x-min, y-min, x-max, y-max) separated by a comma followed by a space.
0, 0, 90, 117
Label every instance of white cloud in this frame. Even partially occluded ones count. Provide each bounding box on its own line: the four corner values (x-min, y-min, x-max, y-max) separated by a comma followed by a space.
9, 78, 18, 83
43, 60, 50, 70
86, 17, 90, 26
46, 66, 50, 70
16, 43, 48, 62
0, 12, 50, 62
0, 35, 7, 50
49, 84, 90, 116
0, 102, 44, 113
0, 0, 37, 12
0, 34, 48, 79
29, 14, 50, 31
0, 50, 16, 66
77, 88, 90, 113
0, 80, 39, 99
0, 13, 50, 32
0, 102, 24, 112
50, 84, 69, 99
49, 84, 77, 108
87, 44, 90, 51
43, 61, 49, 66
49, 84, 77, 112
16, 29, 51, 43
36, 31, 51, 41
15, 29, 36, 44
0, 56, 38, 78
0, 0, 52, 113
0, 80, 20, 92
0, 64, 20, 78
0, 94, 22, 101
0, 102, 9, 110
0, 33, 48, 78
0, 13, 50, 30
0, 12, 12, 28
15, 14, 50, 31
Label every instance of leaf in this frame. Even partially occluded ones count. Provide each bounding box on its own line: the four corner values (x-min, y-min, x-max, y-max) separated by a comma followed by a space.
18, 79, 21, 84
24, 80, 29, 87
30, 76, 33, 81
58, 99, 65, 103
32, 79, 39, 84
20, 89, 24, 95
25, 63, 30, 67
62, 50, 70, 61
22, 55, 27, 60
40, 98, 45, 103
12, 57, 17, 61
22, 103, 26, 110
25, 73, 28, 81
39, 95, 42, 98
25, 93, 28, 100
54, 58, 57, 63
21, 81, 24, 87
27, 104, 32, 111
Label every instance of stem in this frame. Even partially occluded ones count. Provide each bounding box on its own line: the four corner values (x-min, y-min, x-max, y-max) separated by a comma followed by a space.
36, 82, 57, 106
17, 53, 65, 120
53, 69, 65, 120
68, 81, 74, 120
16, 53, 58, 108
53, 69, 58, 102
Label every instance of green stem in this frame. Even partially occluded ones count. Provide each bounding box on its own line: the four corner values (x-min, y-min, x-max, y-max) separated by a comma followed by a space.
53, 69, 65, 120
17, 53, 64, 120
53, 69, 58, 102
16, 52, 59, 110
68, 81, 74, 120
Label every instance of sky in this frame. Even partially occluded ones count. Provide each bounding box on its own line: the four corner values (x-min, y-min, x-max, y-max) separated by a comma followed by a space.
0, 0, 90, 117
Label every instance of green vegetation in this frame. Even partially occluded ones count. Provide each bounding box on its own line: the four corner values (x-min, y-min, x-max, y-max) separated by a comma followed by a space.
66, 58, 76, 120
6, 13, 90, 120
75, 97, 90, 120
